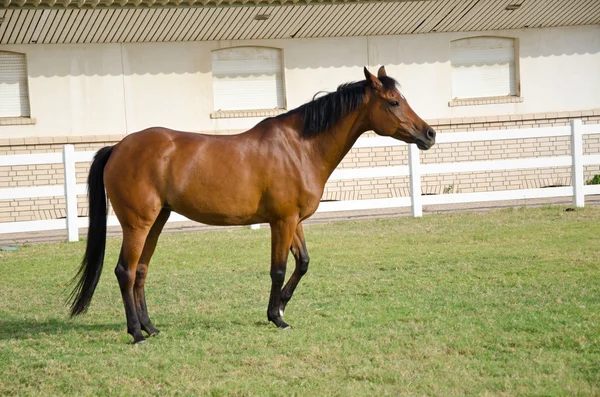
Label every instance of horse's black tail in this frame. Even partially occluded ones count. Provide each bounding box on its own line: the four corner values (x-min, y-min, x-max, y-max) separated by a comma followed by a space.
68, 146, 114, 317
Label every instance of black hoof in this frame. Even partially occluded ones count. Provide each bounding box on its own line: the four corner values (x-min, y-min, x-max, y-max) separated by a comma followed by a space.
131, 334, 146, 344
269, 317, 290, 329
144, 327, 160, 337
148, 329, 160, 337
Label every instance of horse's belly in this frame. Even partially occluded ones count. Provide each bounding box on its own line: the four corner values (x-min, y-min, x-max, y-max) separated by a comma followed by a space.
168, 191, 265, 226
173, 207, 263, 226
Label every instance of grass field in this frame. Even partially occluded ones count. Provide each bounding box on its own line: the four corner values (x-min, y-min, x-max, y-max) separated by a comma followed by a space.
0, 206, 599, 396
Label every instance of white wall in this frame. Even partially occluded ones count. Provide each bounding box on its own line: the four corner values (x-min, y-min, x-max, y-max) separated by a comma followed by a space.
1, 44, 128, 138
1, 24, 598, 139
368, 25, 600, 119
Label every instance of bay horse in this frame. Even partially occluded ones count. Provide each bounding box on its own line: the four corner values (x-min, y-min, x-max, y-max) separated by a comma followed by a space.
68, 66, 435, 344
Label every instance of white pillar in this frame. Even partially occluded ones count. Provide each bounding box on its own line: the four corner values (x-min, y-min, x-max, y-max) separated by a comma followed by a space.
63, 144, 79, 242
408, 144, 423, 217
570, 119, 584, 207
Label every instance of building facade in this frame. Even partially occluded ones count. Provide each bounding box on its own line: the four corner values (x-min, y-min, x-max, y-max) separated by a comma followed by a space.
1, 0, 599, 223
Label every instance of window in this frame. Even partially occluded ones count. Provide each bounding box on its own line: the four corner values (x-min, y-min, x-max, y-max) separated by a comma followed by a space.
450, 37, 518, 103
0, 51, 30, 118
211, 47, 285, 113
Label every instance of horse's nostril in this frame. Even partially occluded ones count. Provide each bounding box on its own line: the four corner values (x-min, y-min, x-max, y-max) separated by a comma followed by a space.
426, 128, 436, 141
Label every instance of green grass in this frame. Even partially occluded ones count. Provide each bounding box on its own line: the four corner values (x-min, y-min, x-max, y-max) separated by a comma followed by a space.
1, 206, 599, 396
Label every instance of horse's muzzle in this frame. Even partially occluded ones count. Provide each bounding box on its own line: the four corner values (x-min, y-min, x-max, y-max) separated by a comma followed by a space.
415, 127, 436, 150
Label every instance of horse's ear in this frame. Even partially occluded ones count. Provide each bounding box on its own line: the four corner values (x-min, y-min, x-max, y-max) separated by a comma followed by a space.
377, 66, 387, 78
363, 66, 383, 91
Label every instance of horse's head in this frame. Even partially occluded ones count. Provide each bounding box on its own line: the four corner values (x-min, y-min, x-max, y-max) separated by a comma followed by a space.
363, 66, 435, 150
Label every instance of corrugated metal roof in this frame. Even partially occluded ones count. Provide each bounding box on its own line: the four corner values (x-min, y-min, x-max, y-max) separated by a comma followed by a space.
0, 0, 599, 44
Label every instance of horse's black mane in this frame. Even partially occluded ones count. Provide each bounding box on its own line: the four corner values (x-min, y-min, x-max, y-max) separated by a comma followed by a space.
272, 76, 398, 138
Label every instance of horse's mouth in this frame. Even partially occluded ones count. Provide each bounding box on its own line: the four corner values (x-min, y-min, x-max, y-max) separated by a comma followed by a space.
415, 139, 433, 150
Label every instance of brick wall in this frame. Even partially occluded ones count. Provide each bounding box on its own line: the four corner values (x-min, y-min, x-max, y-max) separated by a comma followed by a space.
1, 110, 599, 223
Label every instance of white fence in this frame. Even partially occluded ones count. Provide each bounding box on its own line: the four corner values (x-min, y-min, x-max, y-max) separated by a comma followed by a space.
1, 120, 600, 242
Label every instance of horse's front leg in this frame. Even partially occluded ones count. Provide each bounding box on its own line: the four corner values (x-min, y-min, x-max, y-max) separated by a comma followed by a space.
280, 223, 310, 316
267, 218, 297, 329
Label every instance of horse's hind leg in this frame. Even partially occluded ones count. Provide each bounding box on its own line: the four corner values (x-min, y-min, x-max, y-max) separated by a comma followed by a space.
134, 208, 171, 337
280, 223, 309, 316
115, 225, 152, 344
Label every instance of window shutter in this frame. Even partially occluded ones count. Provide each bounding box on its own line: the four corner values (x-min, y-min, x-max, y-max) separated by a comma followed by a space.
0, 52, 30, 118
451, 37, 516, 99
212, 47, 284, 111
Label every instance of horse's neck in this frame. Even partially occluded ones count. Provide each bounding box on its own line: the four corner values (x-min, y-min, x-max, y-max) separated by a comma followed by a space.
309, 109, 370, 181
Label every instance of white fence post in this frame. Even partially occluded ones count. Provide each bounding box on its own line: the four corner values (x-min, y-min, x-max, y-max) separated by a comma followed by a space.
570, 119, 584, 207
63, 144, 79, 242
408, 144, 423, 217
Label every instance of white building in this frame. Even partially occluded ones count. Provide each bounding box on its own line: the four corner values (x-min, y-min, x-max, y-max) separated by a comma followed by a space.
0, 0, 599, 223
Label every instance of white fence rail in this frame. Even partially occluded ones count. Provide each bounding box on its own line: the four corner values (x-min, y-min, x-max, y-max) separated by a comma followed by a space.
1, 120, 599, 242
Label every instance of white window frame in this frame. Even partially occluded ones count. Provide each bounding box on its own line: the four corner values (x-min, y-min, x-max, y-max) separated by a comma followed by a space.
210, 46, 286, 118
0, 51, 32, 122
449, 36, 521, 107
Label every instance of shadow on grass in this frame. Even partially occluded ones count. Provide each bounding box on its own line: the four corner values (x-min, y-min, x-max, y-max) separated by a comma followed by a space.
157, 317, 270, 331
0, 317, 122, 340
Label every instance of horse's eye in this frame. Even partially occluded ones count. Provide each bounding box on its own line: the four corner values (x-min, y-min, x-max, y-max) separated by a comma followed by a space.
389, 101, 399, 107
